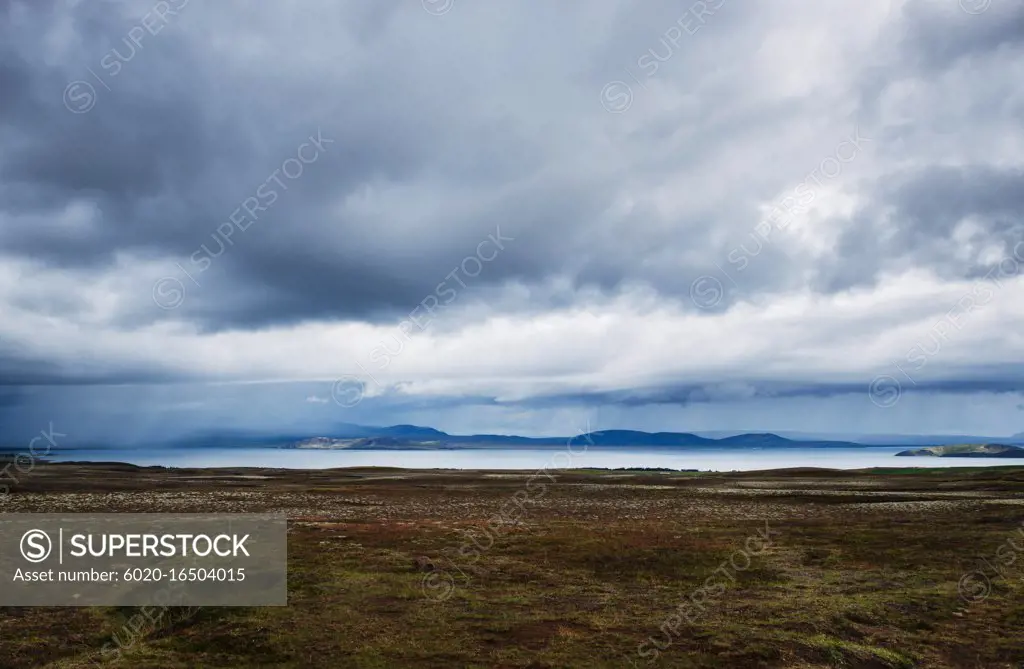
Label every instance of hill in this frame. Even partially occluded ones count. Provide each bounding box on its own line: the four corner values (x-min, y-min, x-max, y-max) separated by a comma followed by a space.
281, 426, 868, 450
895, 443, 1024, 458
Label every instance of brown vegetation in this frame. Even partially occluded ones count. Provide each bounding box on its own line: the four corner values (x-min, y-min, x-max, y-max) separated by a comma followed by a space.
1, 463, 1023, 667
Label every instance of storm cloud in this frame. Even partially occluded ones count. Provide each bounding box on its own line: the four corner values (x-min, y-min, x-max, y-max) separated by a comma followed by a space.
2, 0, 1024, 442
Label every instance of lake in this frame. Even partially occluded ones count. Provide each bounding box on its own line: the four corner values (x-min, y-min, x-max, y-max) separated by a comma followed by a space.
42, 447, 1024, 471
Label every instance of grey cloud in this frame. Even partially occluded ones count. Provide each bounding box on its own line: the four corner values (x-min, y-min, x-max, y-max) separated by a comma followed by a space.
899, 0, 1024, 73
816, 164, 1024, 293
2, 0, 1024, 440
516, 376, 1024, 409
0, 0, 843, 333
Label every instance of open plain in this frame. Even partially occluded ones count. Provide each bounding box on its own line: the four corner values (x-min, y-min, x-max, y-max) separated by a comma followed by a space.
1, 462, 1023, 668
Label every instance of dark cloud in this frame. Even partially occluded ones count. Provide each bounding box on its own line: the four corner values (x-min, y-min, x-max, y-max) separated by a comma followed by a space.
2, 0, 1024, 440
511, 375, 1024, 409
816, 164, 1024, 293
0, 0, 814, 332
899, 0, 1024, 73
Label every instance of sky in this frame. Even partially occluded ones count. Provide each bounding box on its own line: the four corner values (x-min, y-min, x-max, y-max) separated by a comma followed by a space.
2, 0, 1024, 445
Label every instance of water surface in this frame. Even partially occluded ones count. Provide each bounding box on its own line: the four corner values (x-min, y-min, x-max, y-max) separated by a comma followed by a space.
45, 447, 1024, 471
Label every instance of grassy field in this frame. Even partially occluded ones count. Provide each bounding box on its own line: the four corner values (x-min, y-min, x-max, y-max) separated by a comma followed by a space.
1, 462, 1023, 668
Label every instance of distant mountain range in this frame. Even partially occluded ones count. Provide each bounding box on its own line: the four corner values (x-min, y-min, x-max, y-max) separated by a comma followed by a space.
270, 427, 893, 451
10, 423, 1024, 451
693, 430, 1024, 446
278, 424, 1024, 450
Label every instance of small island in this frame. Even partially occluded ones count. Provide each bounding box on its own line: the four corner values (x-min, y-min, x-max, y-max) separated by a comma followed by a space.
895, 443, 1024, 458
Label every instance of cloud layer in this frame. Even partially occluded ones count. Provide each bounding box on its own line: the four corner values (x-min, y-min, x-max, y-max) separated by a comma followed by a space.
2, 0, 1024, 441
